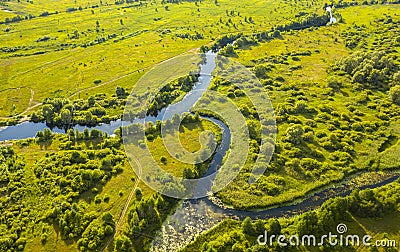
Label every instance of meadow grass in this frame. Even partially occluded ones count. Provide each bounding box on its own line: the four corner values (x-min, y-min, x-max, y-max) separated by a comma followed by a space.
0, 0, 328, 118
209, 4, 400, 209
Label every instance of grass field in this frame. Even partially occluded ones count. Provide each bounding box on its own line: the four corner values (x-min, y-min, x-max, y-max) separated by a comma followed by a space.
0, 0, 330, 119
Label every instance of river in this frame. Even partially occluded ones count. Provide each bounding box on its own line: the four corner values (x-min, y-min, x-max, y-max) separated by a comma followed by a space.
0, 51, 398, 251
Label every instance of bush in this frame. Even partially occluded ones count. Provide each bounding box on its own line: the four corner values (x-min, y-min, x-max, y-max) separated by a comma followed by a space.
285, 124, 304, 145
103, 194, 110, 203
300, 158, 321, 171
94, 195, 102, 204
135, 188, 142, 200
303, 132, 314, 142
389, 85, 400, 105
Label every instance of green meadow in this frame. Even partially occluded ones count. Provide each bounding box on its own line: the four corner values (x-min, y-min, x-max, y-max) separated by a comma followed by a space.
207, 4, 400, 209
0, 0, 328, 119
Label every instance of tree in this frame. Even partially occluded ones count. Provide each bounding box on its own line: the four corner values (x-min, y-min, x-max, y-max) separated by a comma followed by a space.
60, 108, 73, 126
297, 211, 319, 236
88, 96, 95, 107
268, 218, 281, 235
254, 220, 266, 234
172, 114, 181, 126
200, 45, 209, 53
389, 85, 400, 105
42, 104, 55, 124
183, 168, 195, 179
242, 217, 254, 235
67, 128, 75, 141
85, 111, 94, 125
116, 86, 126, 98
327, 76, 342, 90
114, 235, 134, 252
31, 112, 41, 122
253, 65, 269, 79
220, 44, 237, 57
102, 212, 115, 227
135, 188, 142, 200
273, 29, 281, 38
43, 128, 53, 141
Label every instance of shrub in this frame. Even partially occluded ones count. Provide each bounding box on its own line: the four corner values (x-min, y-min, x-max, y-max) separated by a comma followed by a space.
303, 132, 314, 142
103, 194, 110, 203
135, 188, 142, 200
389, 85, 400, 105
300, 158, 321, 171
94, 195, 102, 204
326, 76, 342, 90
285, 124, 304, 145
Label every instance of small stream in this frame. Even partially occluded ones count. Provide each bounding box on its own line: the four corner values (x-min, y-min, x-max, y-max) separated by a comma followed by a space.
326, 6, 337, 24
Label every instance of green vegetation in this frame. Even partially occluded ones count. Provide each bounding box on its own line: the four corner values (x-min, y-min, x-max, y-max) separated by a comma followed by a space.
183, 179, 400, 251
1, 0, 400, 251
0, 0, 335, 124
146, 74, 199, 117
0, 118, 220, 251
206, 4, 400, 210
31, 86, 127, 127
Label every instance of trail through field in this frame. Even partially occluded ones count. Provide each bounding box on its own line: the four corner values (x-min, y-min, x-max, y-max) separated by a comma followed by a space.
101, 155, 142, 252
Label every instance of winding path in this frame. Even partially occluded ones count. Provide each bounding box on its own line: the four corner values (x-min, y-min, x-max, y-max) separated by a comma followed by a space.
101, 155, 142, 252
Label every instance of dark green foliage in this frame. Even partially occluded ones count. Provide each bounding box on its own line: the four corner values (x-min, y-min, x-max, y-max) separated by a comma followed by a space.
0, 147, 30, 252
34, 147, 125, 202
337, 51, 398, 89
77, 212, 115, 251
125, 194, 167, 248
146, 74, 199, 117
135, 188, 142, 200
284, 124, 304, 145
389, 85, 400, 105
211, 34, 242, 52
253, 65, 270, 79
349, 185, 400, 218
242, 217, 254, 235
276, 13, 330, 32
114, 234, 134, 252
32, 94, 125, 127
219, 44, 237, 57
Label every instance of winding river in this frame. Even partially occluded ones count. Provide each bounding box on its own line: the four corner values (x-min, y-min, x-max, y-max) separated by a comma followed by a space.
0, 51, 399, 251
148, 52, 399, 251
